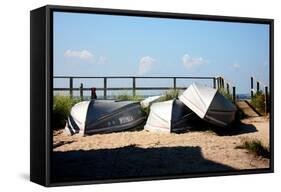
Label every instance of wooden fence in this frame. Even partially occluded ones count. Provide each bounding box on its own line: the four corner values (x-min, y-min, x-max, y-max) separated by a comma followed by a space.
216, 76, 236, 102
250, 76, 270, 114
53, 76, 236, 101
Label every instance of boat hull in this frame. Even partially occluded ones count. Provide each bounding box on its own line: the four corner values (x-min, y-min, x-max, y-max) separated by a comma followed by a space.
66, 100, 146, 135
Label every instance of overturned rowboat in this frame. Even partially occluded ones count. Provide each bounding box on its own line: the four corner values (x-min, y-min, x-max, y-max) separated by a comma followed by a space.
145, 83, 237, 132
65, 100, 146, 135
179, 83, 237, 127
144, 99, 202, 133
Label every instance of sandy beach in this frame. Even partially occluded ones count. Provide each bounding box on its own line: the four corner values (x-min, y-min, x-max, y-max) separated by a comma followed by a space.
52, 116, 270, 182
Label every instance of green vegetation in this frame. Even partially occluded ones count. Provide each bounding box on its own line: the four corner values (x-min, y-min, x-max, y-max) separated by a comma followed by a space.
140, 107, 150, 118
112, 89, 181, 117
250, 91, 267, 115
218, 88, 233, 101
53, 95, 81, 129
235, 139, 270, 158
158, 89, 180, 102
113, 92, 144, 101
141, 89, 181, 116
114, 89, 180, 103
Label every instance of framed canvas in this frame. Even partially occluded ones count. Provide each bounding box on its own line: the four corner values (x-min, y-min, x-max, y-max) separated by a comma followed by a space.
30, 5, 274, 187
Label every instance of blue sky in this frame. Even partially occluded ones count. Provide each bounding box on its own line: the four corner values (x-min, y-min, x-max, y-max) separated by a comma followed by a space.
53, 11, 269, 94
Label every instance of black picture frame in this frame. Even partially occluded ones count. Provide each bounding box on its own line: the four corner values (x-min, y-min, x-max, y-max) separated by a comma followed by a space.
30, 4, 274, 187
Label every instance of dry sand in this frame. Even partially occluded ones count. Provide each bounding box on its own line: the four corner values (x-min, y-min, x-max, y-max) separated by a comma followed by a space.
52, 116, 270, 182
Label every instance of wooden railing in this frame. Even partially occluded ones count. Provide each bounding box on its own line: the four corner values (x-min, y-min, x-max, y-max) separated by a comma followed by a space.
53, 76, 218, 99
216, 76, 236, 102
250, 76, 270, 114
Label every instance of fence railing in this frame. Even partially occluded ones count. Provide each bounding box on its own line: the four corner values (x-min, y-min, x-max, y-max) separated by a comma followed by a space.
216, 76, 236, 102
54, 76, 220, 99
250, 76, 269, 97
250, 76, 270, 114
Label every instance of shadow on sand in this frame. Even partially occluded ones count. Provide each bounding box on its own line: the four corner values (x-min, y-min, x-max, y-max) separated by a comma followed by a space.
211, 122, 258, 136
187, 121, 258, 136
52, 145, 235, 183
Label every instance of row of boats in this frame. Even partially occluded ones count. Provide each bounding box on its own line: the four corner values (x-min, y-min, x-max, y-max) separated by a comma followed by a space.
65, 83, 237, 136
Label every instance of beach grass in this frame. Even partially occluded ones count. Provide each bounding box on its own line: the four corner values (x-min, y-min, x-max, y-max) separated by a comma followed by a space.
250, 91, 267, 115
235, 138, 270, 158
53, 95, 81, 129
158, 89, 181, 102
218, 88, 233, 101
113, 93, 144, 101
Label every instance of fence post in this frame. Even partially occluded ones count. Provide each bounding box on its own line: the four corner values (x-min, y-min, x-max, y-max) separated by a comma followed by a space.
257, 81, 260, 93
132, 77, 136, 97
221, 77, 225, 89
219, 77, 223, 89
265, 86, 268, 115
232, 86, 236, 103
213, 78, 216, 89
217, 77, 220, 89
173, 77, 177, 90
104, 77, 107, 99
79, 83, 83, 101
251, 77, 254, 99
226, 83, 230, 95
69, 77, 73, 98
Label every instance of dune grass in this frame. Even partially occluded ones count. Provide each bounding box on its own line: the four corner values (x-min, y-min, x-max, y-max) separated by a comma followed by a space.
218, 88, 233, 101
235, 139, 270, 158
250, 91, 267, 115
158, 89, 180, 102
53, 95, 81, 129
113, 89, 181, 116
113, 93, 144, 101
114, 89, 180, 103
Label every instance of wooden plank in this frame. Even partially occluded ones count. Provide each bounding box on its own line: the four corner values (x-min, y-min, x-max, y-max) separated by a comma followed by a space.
53, 87, 188, 91
232, 86, 236, 103
69, 77, 73, 98
54, 76, 217, 97
226, 83, 229, 94
54, 76, 215, 79
132, 77, 136, 96
236, 101, 260, 117
173, 77, 177, 90
79, 83, 83, 100
104, 77, 107, 99
213, 78, 216, 89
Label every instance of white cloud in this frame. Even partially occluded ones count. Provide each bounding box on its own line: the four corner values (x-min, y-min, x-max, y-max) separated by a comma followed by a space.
231, 63, 240, 70
182, 54, 205, 69
138, 56, 155, 75
64, 49, 94, 60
